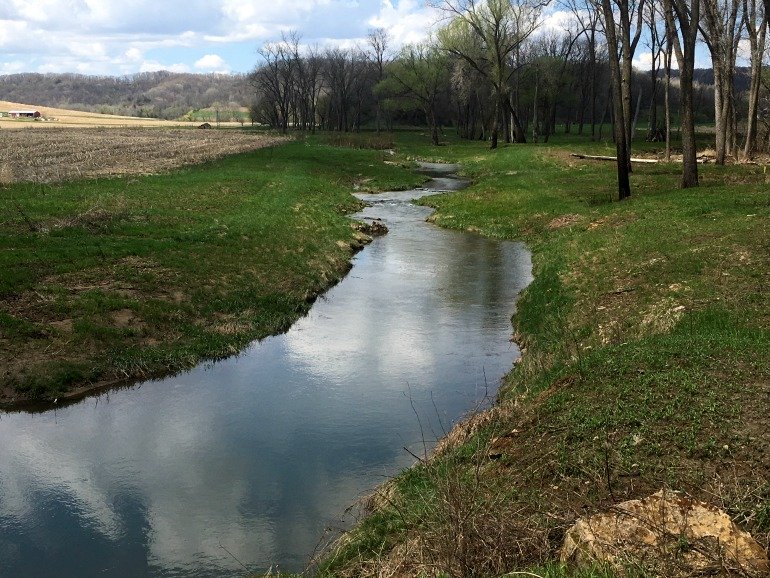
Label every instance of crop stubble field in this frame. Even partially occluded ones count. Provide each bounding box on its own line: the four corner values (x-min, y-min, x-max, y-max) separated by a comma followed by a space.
0, 127, 287, 183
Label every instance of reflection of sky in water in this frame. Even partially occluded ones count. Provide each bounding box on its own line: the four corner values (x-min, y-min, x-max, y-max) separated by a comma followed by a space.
0, 181, 532, 577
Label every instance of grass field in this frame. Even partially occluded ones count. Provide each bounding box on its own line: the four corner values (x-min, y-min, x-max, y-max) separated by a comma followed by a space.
316, 132, 770, 577
0, 134, 422, 406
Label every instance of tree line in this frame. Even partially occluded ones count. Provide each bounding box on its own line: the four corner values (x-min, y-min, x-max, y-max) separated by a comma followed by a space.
250, 0, 770, 197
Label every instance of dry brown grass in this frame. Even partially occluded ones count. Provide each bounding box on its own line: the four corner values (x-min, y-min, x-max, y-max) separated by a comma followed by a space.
0, 127, 288, 183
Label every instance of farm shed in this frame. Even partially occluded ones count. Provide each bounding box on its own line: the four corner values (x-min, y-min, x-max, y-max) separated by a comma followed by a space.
8, 110, 41, 118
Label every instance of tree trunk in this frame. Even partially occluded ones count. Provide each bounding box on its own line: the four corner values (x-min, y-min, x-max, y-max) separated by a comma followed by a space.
502, 95, 526, 143
631, 90, 643, 141
598, 87, 611, 140
428, 109, 440, 146
601, 0, 631, 200
664, 41, 672, 161
490, 96, 499, 149
532, 80, 539, 143
713, 61, 728, 164
744, 55, 763, 158
679, 66, 699, 186
664, 0, 699, 187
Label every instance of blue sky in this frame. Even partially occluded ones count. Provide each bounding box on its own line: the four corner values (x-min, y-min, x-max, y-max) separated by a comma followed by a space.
0, 0, 440, 75
0, 1, 713, 77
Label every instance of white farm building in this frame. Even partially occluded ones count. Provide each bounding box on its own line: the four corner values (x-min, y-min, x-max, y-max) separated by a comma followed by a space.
7, 110, 41, 118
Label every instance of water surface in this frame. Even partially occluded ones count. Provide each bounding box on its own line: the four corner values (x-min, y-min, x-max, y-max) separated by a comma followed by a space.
0, 164, 532, 577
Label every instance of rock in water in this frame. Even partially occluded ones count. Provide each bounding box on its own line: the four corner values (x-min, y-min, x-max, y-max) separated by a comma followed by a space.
561, 489, 769, 577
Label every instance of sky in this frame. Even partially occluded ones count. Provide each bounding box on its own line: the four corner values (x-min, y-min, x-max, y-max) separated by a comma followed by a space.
0, 0, 713, 77
0, 0, 441, 76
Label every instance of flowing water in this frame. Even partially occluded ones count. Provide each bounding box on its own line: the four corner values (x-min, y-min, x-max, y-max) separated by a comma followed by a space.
0, 164, 532, 577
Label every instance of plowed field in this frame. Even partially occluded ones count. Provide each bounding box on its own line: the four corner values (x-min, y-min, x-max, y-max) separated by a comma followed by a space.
0, 127, 287, 183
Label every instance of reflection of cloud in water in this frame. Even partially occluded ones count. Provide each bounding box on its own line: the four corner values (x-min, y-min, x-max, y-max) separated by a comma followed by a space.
0, 390, 281, 574
3, 430, 123, 540
284, 284, 435, 384
0, 189, 533, 576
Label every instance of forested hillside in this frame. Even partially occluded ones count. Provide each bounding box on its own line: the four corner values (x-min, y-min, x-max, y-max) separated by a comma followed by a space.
0, 71, 252, 120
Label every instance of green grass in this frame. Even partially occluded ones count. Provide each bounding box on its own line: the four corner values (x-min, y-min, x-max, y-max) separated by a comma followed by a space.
0, 136, 423, 403
182, 108, 250, 123
321, 131, 770, 575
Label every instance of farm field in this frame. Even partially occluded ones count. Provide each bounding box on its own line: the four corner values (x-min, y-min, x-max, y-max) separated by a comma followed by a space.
0, 126, 287, 183
0, 101, 284, 183
0, 99, 202, 129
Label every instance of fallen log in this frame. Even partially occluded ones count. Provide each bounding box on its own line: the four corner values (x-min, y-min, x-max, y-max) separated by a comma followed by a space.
570, 153, 659, 164
571, 153, 715, 164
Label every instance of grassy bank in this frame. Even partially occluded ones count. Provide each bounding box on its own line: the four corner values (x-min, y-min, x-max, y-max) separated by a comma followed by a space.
0, 137, 422, 405
319, 134, 770, 576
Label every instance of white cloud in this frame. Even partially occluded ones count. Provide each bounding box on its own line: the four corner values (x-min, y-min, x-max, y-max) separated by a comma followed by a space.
539, 8, 577, 34
0, 60, 25, 74
203, 23, 271, 44
140, 60, 191, 73
0, 0, 440, 74
195, 53, 230, 72
736, 38, 752, 66
633, 51, 653, 71
124, 47, 144, 62
367, 0, 440, 47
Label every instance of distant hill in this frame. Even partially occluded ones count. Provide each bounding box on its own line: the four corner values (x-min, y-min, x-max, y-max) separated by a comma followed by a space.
0, 71, 253, 120
665, 67, 750, 92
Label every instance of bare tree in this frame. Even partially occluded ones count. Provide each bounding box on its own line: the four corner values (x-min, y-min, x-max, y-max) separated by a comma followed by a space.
304, 46, 326, 133
368, 28, 390, 133
742, 0, 767, 158
663, 20, 674, 160
251, 37, 296, 133
564, 0, 607, 139
700, 0, 743, 164
323, 47, 361, 132
644, 0, 666, 139
663, 0, 700, 187
452, 58, 492, 139
598, 0, 647, 164
530, 30, 581, 141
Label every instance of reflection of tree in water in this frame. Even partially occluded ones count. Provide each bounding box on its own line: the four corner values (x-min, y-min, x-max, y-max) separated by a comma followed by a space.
438, 231, 531, 335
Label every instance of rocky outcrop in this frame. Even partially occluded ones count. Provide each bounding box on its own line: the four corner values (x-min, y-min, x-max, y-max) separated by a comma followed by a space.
353, 219, 388, 237
561, 489, 770, 577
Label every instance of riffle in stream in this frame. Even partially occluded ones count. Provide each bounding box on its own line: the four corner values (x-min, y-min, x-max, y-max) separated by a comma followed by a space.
0, 163, 532, 577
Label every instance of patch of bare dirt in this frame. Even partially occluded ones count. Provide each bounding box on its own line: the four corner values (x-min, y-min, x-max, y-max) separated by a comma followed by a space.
111, 309, 141, 329
548, 214, 583, 230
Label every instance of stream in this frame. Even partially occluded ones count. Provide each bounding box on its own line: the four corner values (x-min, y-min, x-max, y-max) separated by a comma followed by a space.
0, 164, 532, 577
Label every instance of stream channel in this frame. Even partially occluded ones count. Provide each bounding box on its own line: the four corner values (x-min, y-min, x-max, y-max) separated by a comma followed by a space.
0, 164, 532, 577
